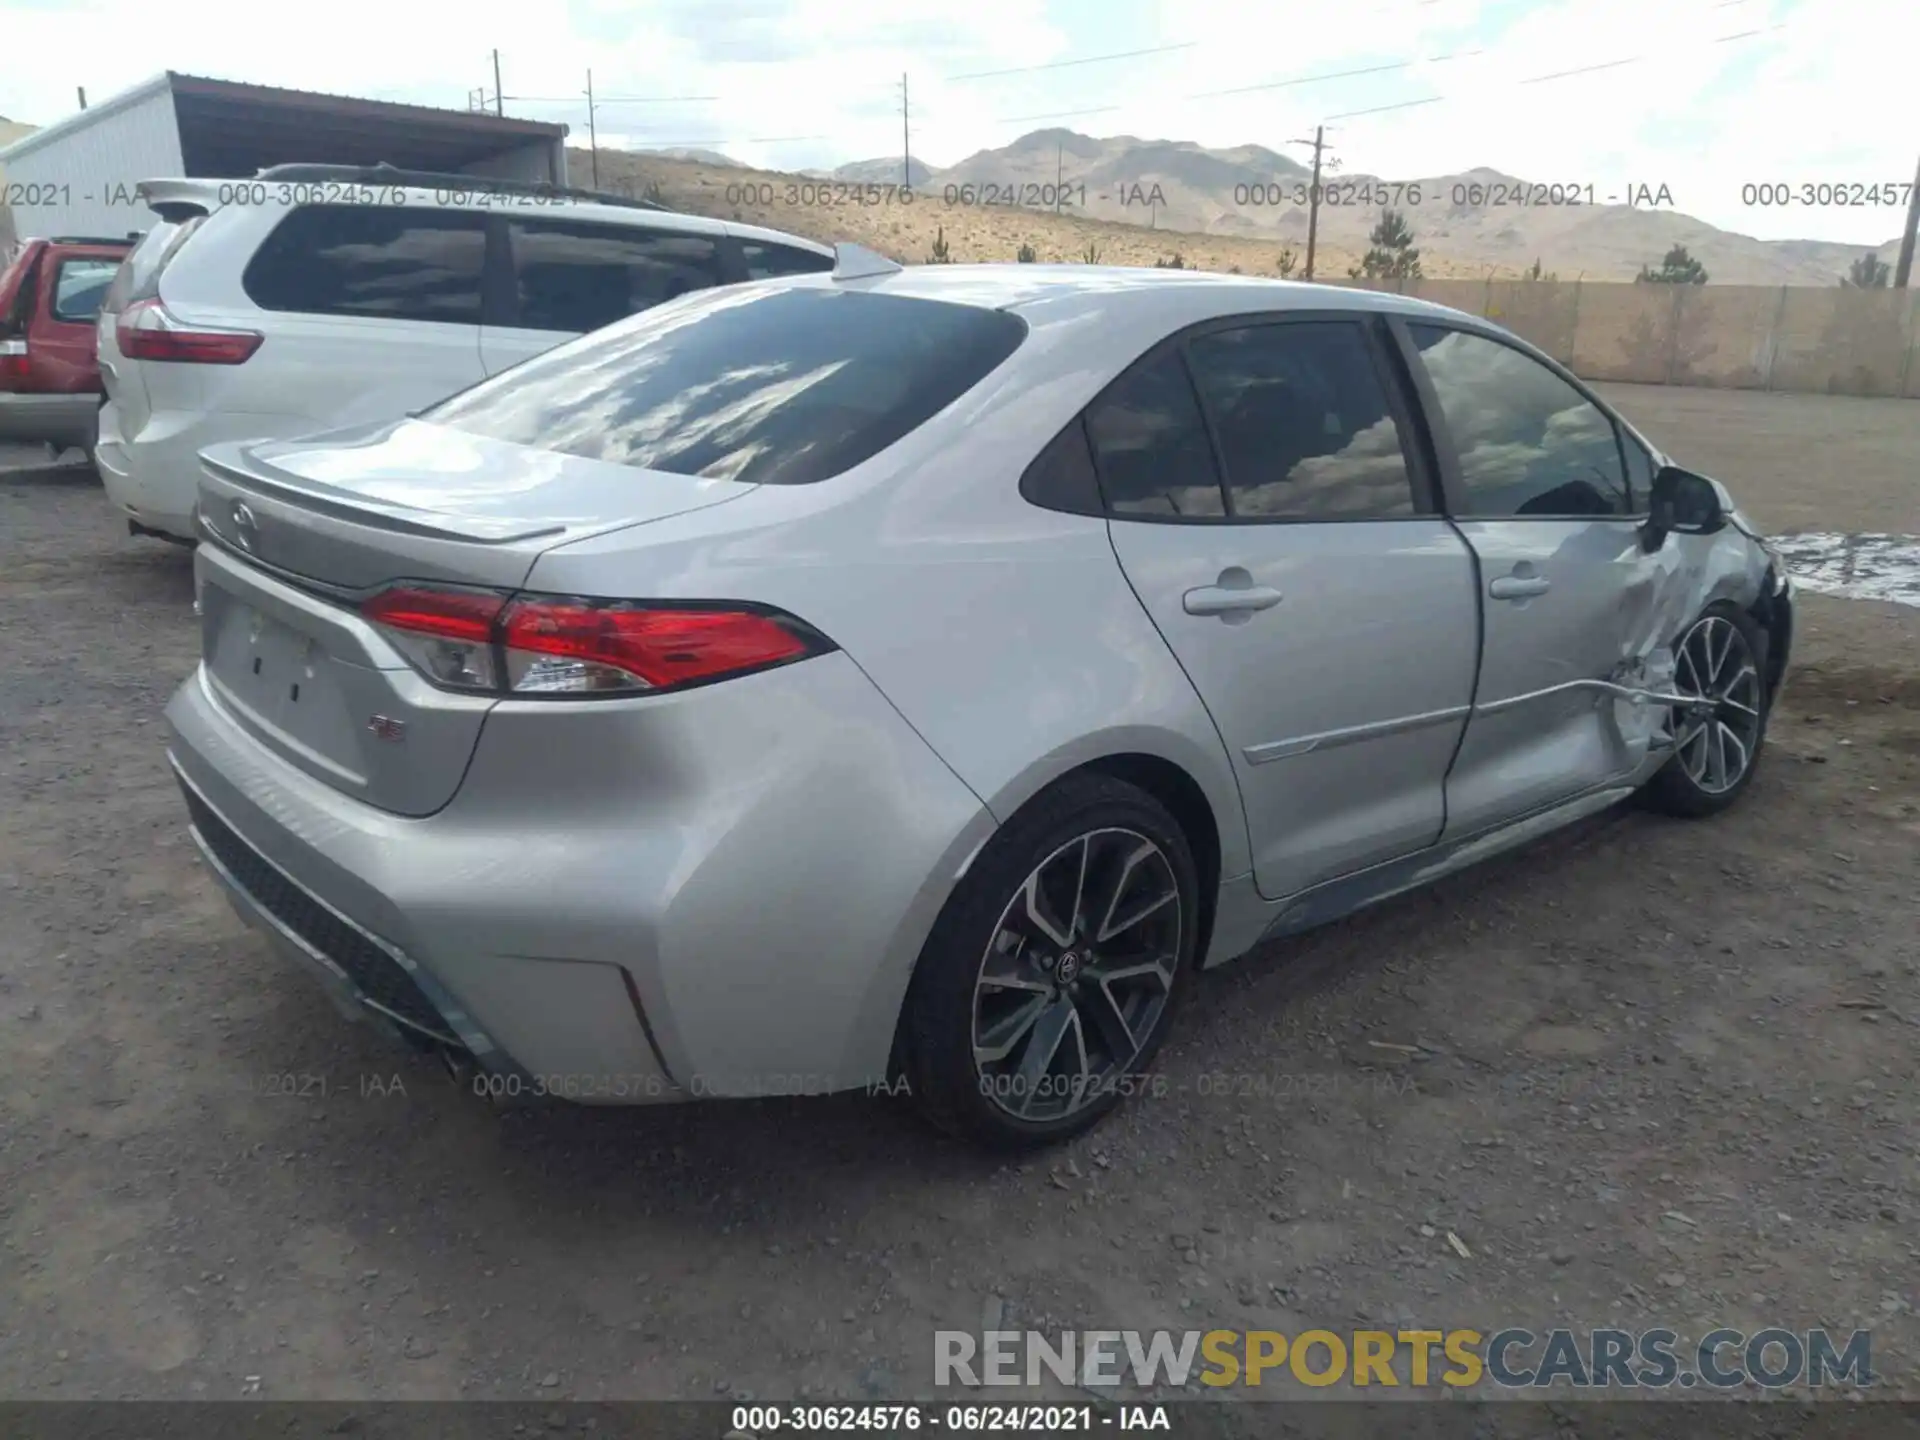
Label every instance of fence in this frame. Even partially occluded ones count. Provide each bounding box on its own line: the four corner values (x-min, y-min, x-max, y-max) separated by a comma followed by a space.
1332, 277, 1920, 399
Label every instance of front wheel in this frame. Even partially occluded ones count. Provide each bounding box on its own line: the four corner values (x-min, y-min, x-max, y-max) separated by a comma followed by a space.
900, 773, 1201, 1150
1639, 601, 1770, 818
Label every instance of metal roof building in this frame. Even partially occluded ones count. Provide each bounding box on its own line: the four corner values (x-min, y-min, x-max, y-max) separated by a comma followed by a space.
0, 72, 570, 241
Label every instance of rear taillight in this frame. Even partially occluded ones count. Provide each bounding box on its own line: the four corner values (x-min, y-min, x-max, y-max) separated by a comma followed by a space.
361, 584, 832, 698
0, 339, 26, 387
116, 297, 261, 364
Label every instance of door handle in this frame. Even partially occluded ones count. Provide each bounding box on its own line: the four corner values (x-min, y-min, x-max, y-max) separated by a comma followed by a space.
1183, 583, 1284, 616
1488, 574, 1551, 601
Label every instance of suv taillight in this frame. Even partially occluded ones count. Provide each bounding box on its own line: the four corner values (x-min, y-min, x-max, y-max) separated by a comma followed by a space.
360, 585, 834, 697
116, 297, 261, 364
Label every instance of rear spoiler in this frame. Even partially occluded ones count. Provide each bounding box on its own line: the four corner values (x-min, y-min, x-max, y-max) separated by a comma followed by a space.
133, 179, 224, 222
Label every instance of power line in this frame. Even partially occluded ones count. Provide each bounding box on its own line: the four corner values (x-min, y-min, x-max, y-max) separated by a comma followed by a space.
947, 0, 1444, 84
947, 42, 1197, 83
1184, 49, 1484, 102
1325, 19, 1789, 122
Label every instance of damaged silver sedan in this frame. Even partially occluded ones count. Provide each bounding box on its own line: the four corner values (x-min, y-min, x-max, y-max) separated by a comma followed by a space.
166, 262, 1792, 1150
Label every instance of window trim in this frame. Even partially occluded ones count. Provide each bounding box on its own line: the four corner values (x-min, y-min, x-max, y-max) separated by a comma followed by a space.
1384, 314, 1648, 523
1081, 309, 1441, 526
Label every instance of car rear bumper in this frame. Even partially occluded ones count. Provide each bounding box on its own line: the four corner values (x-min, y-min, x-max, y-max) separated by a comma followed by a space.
98, 403, 311, 543
165, 650, 995, 1101
0, 390, 98, 451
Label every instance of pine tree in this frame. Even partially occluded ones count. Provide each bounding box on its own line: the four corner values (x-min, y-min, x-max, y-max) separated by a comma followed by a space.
1842, 249, 1890, 288
1636, 244, 1708, 284
1347, 208, 1422, 280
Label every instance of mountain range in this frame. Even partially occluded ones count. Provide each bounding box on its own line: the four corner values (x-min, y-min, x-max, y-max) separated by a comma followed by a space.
681, 127, 1901, 285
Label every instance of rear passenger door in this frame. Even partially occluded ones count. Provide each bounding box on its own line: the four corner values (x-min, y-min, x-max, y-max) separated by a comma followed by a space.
1097, 313, 1482, 901
480, 218, 727, 375
240, 205, 490, 426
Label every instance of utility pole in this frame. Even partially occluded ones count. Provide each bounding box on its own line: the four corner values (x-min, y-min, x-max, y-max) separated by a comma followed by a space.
1055, 140, 1063, 214
1896, 150, 1920, 288
1289, 125, 1333, 282
901, 73, 911, 189
492, 50, 503, 117
76, 87, 87, 111
586, 69, 598, 187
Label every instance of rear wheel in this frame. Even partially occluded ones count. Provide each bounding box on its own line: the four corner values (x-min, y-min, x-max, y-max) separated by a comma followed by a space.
901, 773, 1200, 1150
1640, 601, 1769, 818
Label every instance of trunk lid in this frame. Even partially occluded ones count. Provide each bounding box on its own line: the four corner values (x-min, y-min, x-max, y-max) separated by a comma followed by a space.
193, 418, 756, 816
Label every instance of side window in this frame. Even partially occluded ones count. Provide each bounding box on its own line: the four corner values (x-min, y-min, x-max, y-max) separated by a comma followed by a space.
508, 221, 724, 332
1620, 429, 1656, 511
1019, 417, 1103, 515
1085, 349, 1226, 518
740, 240, 833, 280
243, 206, 487, 324
51, 258, 122, 322
1184, 320, 1415, 519
1408, 324, 1630, 518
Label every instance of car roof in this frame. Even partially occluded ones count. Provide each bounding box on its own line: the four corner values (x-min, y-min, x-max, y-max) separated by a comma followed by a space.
771, 261, 1480, 329
129, 177, 831, 253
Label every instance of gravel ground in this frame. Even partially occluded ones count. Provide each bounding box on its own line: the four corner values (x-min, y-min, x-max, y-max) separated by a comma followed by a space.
0, 393, 1916, 1405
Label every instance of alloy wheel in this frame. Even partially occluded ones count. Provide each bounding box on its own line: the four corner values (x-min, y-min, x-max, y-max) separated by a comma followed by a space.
972, 827, 1183, 1123
1668, 614, 1763, 796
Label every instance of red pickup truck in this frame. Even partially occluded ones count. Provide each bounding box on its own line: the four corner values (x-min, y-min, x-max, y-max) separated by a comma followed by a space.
0, 234, 134, 459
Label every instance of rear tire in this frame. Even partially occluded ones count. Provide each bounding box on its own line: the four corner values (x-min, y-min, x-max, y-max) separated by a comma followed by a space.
1639, 600, 1770, 818
901, 773, 1200, 1151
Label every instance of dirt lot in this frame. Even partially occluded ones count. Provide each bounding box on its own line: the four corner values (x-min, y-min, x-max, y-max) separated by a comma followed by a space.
0, 389, 1916, 1406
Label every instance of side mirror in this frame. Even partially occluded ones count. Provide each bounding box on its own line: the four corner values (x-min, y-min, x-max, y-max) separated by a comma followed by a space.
1646, 465, 1726, 540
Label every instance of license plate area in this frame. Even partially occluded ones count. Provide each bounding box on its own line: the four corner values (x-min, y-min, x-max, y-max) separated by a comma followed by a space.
203, 585, 370, 786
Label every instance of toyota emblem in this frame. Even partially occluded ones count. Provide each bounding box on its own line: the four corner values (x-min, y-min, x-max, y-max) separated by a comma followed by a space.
230, 500, 259, 553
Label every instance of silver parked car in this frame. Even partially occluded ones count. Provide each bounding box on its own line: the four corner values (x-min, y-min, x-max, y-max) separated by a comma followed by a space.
166, 250, 1794, 1148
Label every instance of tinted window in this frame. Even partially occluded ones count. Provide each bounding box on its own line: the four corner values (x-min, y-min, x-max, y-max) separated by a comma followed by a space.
509, 220, 723, 332
1020, 417, 1103, 516
740, 240, 834, 280
103, 215, 201, 315
1085, 349, 1225, 518
1185, 321, 1414, 519
1409, 324, 1628, 517
51, 258, 121, 322
243, 207, 486, 324
424, 286, 1026, 485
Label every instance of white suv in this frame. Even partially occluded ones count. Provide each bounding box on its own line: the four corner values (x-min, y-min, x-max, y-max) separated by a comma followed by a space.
95, 164, 835, 542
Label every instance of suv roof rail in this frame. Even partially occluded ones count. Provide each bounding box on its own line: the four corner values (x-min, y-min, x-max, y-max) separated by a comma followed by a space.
50, 235, 138, 246
251, 163, 674, 213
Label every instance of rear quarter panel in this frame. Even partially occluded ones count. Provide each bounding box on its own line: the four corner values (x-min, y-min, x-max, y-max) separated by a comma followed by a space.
523, 321, 1256, 886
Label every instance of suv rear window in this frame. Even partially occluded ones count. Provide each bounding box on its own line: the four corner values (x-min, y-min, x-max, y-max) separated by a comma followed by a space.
423, 286, 1028, 485
242, 206, 486, 325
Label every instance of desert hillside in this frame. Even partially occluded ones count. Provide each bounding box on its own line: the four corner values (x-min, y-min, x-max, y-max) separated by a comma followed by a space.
598, 128, 1901, 285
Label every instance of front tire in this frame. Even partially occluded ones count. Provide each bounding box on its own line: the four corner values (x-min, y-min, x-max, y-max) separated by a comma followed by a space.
900, 773, 1201, 1150
1639, 600, 1770, 818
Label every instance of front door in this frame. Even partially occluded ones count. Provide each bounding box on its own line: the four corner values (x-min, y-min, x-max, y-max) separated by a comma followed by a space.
1393, 320, 1684, 838
1097, 314, 1481, 901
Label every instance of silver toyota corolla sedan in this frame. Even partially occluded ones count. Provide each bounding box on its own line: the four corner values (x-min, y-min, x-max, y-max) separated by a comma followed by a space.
165, 248, 1794, 1148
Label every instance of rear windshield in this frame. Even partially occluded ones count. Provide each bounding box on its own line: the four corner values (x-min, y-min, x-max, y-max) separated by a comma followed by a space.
423, 286, 1029, 485
100, 216, 202, 316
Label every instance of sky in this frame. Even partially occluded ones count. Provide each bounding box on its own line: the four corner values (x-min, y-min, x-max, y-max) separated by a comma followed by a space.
0, 0, 1910, 246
